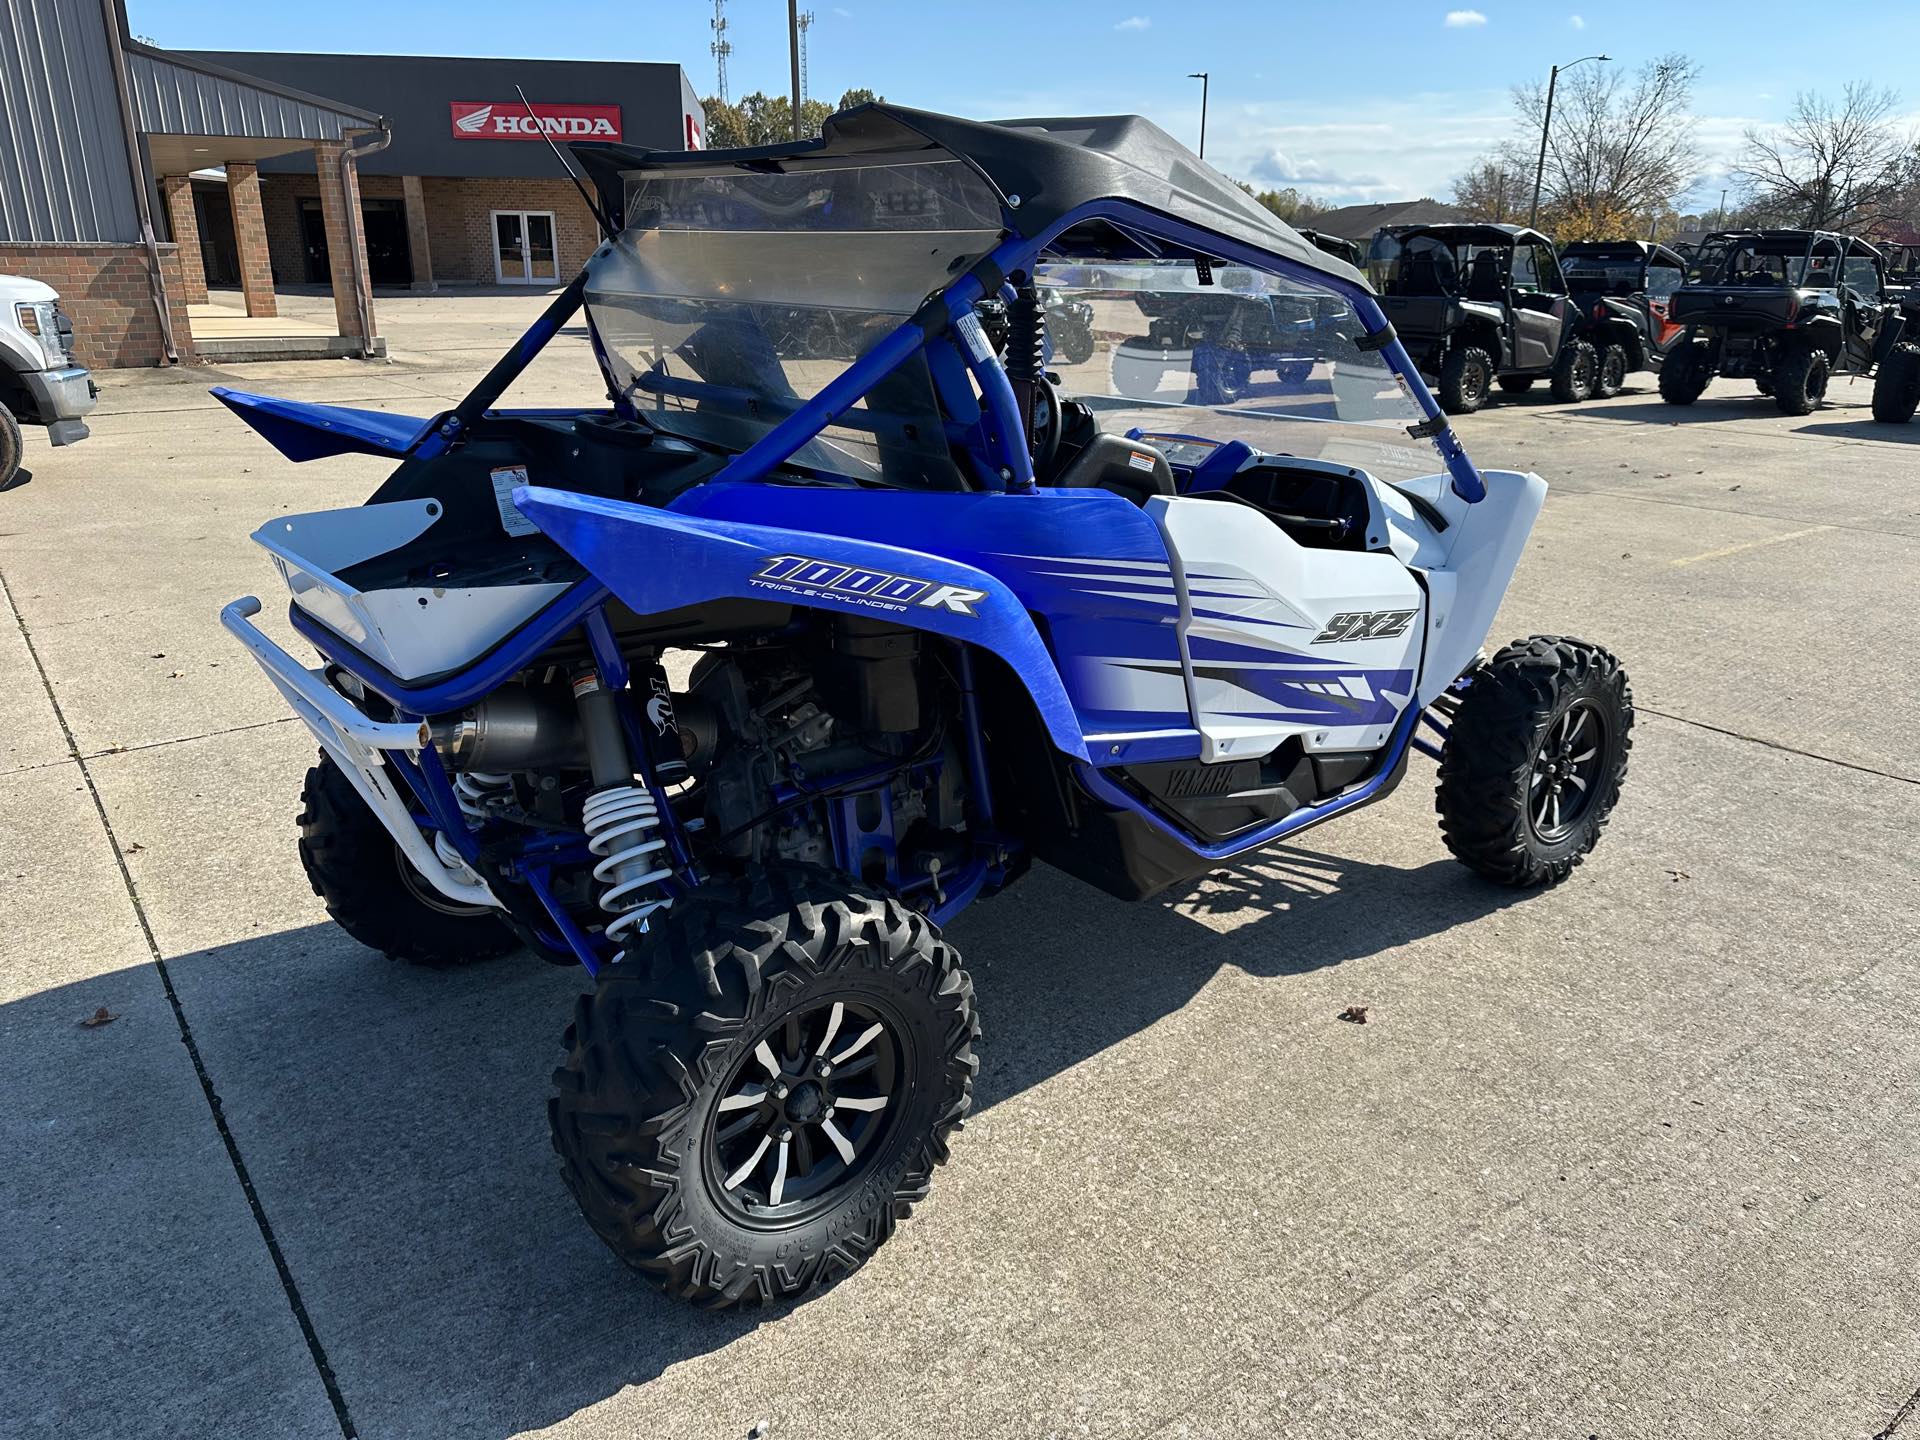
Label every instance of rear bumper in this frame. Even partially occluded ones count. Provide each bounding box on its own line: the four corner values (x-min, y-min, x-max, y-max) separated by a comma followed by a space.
220, 595, 499, 910
18, 365, 97, 434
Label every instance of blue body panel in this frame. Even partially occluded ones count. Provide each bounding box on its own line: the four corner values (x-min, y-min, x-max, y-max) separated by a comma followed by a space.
513, 483, 1106, 761
213, 387, 433, 462
670, 482, 1193, 743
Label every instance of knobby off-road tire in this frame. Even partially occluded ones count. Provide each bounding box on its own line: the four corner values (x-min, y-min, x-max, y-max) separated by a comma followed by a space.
1872, 342, 1920, 424
1439, 346, 1493, 414
297, 753, 517, 966
1549, 338, 1599, 403
1596, 343, 1630, 398
549, 869, 979, 1308
1436, 637, 1634, 888
0, 401, 22, 489
1772, 345, 1829, 416
1659, 345, 1710, 405
1497, 375, 1536, 395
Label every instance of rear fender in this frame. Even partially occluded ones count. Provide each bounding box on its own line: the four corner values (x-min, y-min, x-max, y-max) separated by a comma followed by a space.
513, 485, 1092, 761
212, 387, 434, 462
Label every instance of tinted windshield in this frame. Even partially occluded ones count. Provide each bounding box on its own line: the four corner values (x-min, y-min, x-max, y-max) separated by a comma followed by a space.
1038, 257, 1442, 485
586, 157, 1003, 488
1562, 253, 1643, 293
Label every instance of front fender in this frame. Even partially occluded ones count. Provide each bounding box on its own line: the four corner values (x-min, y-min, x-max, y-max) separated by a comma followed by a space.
514, 485, 1092, 761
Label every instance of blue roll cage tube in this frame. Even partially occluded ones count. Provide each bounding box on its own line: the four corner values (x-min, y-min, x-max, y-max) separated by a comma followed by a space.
304, 199, 1487, 973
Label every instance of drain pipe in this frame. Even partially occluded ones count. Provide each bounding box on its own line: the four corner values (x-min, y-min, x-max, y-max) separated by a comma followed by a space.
338, 122, 392, 361
99, 3, 179, 363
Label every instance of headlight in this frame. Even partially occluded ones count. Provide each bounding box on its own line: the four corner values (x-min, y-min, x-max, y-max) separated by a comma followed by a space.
15, 302, 64, 367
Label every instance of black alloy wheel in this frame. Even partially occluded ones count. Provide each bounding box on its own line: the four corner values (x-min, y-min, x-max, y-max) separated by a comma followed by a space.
707, 997, 905, 1222
1526, 699, 1608, 842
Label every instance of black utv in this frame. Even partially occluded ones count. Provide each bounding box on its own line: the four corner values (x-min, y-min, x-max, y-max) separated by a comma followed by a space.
1871, 273, 1920, 423
1559, 240, 1692, 396
1660, 230, 1902, 415
1367, 223, 1592, 413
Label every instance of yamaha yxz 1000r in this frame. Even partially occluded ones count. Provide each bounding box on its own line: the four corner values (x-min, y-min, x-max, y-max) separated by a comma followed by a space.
219, 106, 1633, 1307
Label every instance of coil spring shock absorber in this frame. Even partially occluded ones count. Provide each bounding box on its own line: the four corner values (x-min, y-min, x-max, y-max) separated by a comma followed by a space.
453, 771, 513, 819
573, 667, 674, 962
1005, 277, 1054, 472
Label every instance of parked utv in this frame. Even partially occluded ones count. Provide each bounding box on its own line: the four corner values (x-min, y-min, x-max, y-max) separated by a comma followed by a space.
218, 105, 1633, 1309
1872, 275, 1920, 423
1299, 228, 1364, 268
1367, 223, 1592, 414
1558, 240, 1691, 397
1660, 230, 1900, 415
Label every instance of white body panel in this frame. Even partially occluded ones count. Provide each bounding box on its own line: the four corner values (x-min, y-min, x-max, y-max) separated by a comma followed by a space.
1149, 467, 1547, 762
254, 500, 570, 681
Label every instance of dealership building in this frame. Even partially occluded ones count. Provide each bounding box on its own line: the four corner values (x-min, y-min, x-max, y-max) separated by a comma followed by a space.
0, 0, 700, 367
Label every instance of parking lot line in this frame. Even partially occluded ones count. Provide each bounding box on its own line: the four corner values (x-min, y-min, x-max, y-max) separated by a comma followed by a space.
1669, 524, 1833, 567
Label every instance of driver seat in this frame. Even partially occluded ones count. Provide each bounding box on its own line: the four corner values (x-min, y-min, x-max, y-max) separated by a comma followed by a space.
1051, 433, 1176, 506
1467, 252, 1505, 301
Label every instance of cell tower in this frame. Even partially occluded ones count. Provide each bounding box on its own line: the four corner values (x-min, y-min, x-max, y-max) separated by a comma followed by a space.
710, 0, 732, 103
797, 10, 815, 105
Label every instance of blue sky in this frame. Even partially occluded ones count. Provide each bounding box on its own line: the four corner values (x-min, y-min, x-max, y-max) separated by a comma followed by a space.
128, 0, 1920, 211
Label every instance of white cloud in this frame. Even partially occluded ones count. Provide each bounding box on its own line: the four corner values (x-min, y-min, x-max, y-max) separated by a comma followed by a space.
833, 5, 852, 14
1115, 15, 1151, 30
1444, 9, 1487, 26
1568, 13, 1585, 28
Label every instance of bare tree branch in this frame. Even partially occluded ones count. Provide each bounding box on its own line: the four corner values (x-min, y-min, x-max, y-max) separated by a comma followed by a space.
1732, 83, 1917, 231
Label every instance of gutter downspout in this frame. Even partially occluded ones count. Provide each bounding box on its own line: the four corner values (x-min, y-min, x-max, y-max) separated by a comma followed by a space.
98, 0, 178, 363
339, 123, 392, 361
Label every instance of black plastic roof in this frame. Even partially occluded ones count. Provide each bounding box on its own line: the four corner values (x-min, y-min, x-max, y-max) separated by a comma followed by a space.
573, 102, 1365, 288
1381, 221, 1556, 248
1699, 228, 1883, 257
1561, 239, 1688, 267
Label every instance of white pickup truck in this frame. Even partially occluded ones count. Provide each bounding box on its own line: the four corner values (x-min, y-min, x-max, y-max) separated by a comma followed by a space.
0, 275, 97, 487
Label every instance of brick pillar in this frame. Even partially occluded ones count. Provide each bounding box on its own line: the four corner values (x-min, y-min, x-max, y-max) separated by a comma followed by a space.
159, 176, 208, 305
401, 174, 435, 292
225, 162, 277, 318
314, 140, 374, 343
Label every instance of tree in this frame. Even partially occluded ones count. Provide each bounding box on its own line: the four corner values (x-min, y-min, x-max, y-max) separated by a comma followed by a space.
1732, 84, 1918, 230
701, 96, 750, 149
836, 88, 882, 111
1450, 158, 1530, 223
1230, 179, 1329, 225
1511, 54, 1703, 237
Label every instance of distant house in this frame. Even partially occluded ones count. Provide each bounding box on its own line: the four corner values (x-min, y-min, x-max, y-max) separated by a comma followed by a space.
1308, 199, 1475, 243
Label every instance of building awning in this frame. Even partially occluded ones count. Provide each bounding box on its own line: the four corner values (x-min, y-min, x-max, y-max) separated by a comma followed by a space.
124, 41, 385, 171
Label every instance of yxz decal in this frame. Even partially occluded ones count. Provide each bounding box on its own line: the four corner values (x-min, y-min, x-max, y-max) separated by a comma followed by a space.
750, 554, 987, 617
1312, 609, 1418, 644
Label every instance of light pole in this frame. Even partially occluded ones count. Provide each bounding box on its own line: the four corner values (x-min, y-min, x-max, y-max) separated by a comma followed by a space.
1188, 72, 1209, 159
1528, 53, 1608, 228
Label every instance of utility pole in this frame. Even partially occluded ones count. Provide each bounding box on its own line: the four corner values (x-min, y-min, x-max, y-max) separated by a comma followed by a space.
1529, 53, 1608, 228
788, 0, 803, 139
1188, 72, 1209, 159
710, 0, 731, 104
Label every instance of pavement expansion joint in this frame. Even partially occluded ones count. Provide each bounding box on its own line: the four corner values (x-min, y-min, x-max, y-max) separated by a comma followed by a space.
0, 565, 360, 1440
1638, 706, 1918, 787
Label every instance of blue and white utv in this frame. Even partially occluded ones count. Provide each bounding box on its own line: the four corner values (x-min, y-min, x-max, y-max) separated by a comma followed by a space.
220, 106, 1633, 1307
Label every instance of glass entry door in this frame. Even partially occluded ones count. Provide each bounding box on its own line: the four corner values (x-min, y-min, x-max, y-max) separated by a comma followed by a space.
492, 210, 558, 284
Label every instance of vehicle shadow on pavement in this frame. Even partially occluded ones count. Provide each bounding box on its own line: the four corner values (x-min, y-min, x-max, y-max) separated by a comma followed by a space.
41, 844, 1520, 1437
1793, 417, 1920, 442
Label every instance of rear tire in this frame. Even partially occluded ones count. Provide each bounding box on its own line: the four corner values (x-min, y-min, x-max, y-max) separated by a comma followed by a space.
1659, 345, 1710, 405
1497, 375, 1536, 394
549, 869, 978, 1308
1872, 342, 1920, 423
1549, 338, 1598, 403
1772, 346, 1829, 416
297, 753, 516, 966
1436, 637, 1633, 888
0, 401, 21, 489
1439, 346, 1493, 414
1595, 343, 1630, 398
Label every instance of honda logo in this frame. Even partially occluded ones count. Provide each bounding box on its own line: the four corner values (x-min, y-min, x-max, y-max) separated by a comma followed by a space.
449, 101, 622, 141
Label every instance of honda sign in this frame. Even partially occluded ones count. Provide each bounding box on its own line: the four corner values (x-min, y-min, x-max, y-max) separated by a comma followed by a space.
450, 101, 623, 141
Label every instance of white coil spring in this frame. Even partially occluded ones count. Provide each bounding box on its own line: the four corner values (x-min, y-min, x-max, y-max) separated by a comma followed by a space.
582, 784, 674, 962
454, 771, 514, 820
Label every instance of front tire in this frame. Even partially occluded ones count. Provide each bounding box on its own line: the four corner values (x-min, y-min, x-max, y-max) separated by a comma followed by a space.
1439, 346, 1493, 414
1772, 346, 1829, 415
1872, 342, 1920, 423
1436, 638, 1633, 888
297, 753, 516, 966
1549, 338, 1598, 403
549, 870, 979, 1308
0, 401, 21, 489
1595, 342, 1630, 398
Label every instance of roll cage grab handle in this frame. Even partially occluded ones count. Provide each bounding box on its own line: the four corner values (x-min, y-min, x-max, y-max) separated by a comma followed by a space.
426, 201, 1488, 505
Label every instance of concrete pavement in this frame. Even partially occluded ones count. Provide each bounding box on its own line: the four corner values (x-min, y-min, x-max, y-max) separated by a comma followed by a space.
2, 290, 1918, 1439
